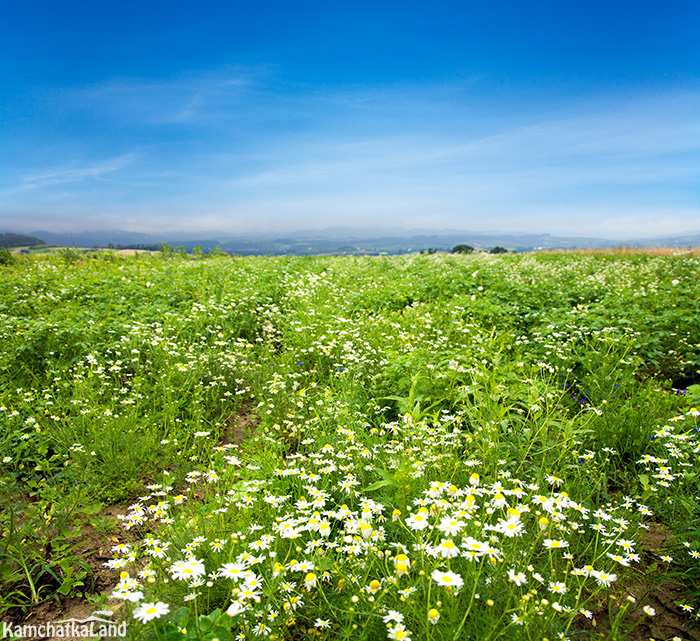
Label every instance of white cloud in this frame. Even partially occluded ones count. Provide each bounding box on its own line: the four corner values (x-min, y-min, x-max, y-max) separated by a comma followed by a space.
11, 154, 135, 192
1, 69, 698, 240
71, 66, 263, 125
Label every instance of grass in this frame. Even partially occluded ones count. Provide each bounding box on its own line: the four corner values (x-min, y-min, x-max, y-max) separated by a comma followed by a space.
0, 250, 699, 640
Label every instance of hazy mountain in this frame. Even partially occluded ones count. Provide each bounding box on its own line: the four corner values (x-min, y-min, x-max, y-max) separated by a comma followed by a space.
16, 227, 700, 255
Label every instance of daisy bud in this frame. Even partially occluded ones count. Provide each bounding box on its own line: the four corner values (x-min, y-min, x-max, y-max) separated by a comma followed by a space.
304, 572, 317, 591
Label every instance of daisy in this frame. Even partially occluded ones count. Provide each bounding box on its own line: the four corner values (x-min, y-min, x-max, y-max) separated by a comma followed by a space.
210, 538, 226, 551
219, 563, 247, 580
104, 558, 128, 569
549, 581, 568, 594
431, 569, 464, 590
491, 492, 508, 508
591, 570, 617, 587
252, 622, 270, 636
606, 553, 630, 566
462, 537, 489, 556
238, 586, 261, 601
507, 569, 527, 586
133, 602, 170, 623
383, 610, 404, 624
112, 589, 144, 602
147, 544, 169, 559
497, 519, 525, 537
437, 517, 465, 536
616, 538, 635, 552
243, 574, 264, 590
546, 474, 564, 486
543, 539, 569, 549
388, 624, 411, 640
178, 558, 205, 580
304, 572, 317, 591
434, 540, 460, 559
394, 554, 411, 577
277, 521, 301, 539
405, 512, 430, 531
367, 579, 382, 594
293, 560, 315, 573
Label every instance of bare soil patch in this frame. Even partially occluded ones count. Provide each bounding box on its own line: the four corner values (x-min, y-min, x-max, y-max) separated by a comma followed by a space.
222, 402, 260, 445
5, 505, 131, 640
577, 523, 699, 640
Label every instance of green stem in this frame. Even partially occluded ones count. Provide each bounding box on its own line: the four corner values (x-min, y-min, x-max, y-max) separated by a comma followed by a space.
451, 559, 486, 640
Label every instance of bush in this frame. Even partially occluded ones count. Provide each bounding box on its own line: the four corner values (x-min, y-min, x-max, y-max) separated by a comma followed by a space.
0, 247, 16, 265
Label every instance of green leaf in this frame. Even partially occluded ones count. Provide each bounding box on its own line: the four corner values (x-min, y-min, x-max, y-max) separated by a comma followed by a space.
173, 607, 191, 629
57, 578, 83, 595
363, 478, 393, 492
362, 468, 396, 492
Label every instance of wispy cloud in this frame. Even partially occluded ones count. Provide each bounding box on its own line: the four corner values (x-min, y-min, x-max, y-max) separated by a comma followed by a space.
71, 66, 262, 125
16, 154, 135, 190
215, 91, 700, 199
2, 66, 698, 239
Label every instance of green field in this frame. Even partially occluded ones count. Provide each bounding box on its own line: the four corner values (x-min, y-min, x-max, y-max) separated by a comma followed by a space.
1, 251, 699, 640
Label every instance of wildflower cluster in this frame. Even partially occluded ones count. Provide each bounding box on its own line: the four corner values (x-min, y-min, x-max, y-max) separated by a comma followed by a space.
2, 251, 699, 638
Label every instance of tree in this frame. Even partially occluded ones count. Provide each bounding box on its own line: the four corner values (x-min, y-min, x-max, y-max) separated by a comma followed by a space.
489, 246, 508, 254
0, 248, 16, 265
0, 233, 46, 248
451, 244, 474, 254
209, 245, 228, 257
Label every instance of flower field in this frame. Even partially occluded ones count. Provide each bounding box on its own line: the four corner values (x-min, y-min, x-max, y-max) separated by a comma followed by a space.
1, 250, 699, 640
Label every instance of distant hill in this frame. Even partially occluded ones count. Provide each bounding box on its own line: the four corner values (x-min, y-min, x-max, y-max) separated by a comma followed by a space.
0, 232, 46, 248
20, 227, 700, 256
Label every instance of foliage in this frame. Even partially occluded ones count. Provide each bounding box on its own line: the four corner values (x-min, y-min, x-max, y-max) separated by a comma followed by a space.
0, 232, 46, 248
0, 247, 16, 265
1, 251, 699, 638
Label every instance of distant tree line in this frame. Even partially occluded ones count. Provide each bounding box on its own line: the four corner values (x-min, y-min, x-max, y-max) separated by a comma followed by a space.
159, 243, 229, 257
0, 233, 46, 248
103, 242, 161, 251
451, 244, 510, 254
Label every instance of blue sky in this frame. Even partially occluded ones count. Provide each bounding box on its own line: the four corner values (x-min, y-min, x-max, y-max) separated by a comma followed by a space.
1, 1, 699, 239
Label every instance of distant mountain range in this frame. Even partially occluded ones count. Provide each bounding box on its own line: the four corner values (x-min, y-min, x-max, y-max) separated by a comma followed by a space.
14, 228, 700, 255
